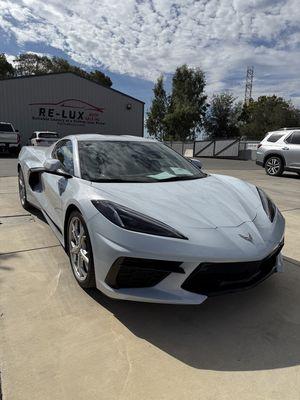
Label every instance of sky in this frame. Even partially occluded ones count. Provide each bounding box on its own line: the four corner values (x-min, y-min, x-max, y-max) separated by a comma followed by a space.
1, 0, 300, 112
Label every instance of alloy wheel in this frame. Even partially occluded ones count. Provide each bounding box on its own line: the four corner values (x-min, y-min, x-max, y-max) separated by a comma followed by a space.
266, 157, 281, 175
68, 216, 90, 281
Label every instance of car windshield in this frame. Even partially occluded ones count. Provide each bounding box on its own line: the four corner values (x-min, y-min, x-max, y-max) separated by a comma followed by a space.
38, 132, 59, 138
78, 140, 206, 183
0, 123, 13, 132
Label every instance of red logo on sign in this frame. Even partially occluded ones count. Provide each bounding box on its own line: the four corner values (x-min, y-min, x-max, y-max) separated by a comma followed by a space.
29, 99, 104, 113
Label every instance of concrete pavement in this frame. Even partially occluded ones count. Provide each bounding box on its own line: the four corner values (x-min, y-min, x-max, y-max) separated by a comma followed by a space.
0, 155, 18, 177
0, 159, 300, 400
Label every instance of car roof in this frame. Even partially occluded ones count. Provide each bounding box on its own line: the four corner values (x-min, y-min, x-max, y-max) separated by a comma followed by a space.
66, 134, 156, 142
263, 130, 293, 140
265, 130, 284, 135
267, 128, 300, 135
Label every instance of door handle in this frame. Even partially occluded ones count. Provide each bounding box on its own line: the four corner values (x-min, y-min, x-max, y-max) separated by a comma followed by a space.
282, 147, 289, 150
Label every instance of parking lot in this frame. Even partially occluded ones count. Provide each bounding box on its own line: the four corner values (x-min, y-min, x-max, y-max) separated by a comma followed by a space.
0, 157, 300, 400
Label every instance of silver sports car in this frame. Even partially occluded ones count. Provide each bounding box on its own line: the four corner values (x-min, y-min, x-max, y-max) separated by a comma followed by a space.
18, 134, 285, 304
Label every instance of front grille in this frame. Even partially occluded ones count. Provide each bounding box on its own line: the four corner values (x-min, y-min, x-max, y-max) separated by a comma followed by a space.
181, 243, 283, 296
105, 257, 184, 289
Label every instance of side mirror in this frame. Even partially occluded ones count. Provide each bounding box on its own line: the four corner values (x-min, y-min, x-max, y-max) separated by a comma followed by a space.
189, 158, 203, 170
43, 158, 62, 172
42, 158, 72, 178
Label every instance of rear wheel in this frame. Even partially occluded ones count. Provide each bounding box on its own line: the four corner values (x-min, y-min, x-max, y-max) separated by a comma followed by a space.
18, 168, 31, 210
67, 211, 96, 289
265, 156, 284, 176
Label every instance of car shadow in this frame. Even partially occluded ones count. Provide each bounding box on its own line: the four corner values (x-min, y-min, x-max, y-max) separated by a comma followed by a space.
27, 206, 47, 223
281, 172, 300, 179
0, 253, 16, 288
87, 259, 300, 372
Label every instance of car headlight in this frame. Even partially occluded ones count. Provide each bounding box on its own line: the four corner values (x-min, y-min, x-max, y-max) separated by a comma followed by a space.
257, 187, 276, 222
92, 200, 188, 239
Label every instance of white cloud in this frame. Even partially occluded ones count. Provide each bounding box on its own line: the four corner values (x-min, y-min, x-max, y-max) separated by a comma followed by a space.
1, 0, 300, 104
4, 53, 15, 65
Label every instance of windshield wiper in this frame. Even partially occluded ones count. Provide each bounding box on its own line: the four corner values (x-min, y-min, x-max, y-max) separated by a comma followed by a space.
91, 177, 156, 183
90, 175, 204, 183
91, 178, 135, 183
158, 175, 203, 182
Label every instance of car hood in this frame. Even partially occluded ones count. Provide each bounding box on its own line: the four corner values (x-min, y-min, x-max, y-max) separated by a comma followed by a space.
90, 174, 261, 229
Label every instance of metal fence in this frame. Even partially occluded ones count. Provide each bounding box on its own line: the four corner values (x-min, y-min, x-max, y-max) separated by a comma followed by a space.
164, 141, 194, 157
194, 139, 240, 158
164, 139, 260, 160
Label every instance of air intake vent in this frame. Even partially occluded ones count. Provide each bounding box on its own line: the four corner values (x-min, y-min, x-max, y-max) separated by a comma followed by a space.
182, 243, 283, 296
105, 257, 184, 289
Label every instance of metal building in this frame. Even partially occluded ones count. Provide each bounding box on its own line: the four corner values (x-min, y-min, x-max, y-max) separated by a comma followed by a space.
0, 72, 144, 145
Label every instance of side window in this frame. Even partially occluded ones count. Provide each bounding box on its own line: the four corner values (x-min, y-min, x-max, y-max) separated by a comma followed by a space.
267, 133, 284, 142
288, 131, 300, 145
52, 140, 74, 175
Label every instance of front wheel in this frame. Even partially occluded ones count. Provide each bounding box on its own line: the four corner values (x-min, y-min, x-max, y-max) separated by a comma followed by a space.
265, 156, 284, 176
67, 211, 96, 289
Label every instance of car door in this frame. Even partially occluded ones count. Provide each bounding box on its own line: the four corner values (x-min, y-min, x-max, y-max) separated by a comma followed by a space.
284, 131, 300, 168
41, 139, 75, 230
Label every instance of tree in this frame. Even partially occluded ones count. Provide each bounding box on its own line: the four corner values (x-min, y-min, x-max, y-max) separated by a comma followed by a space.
50, 57, 89, 79
146, 76, 168, 140
50, 56, 73, 73
13, 53, 112, 87
240, 95, 300, 139
14, 53, 52, 76
0, 53, 15, 78
164, 65, 207, 141
204, 92, 243, 139
89, 70, 112, 87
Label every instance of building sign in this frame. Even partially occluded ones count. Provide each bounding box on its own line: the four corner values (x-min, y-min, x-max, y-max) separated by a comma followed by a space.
29, 99, 105, 127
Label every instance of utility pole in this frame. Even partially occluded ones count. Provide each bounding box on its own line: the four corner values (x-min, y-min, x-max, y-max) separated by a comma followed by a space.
244, 66, 254, 106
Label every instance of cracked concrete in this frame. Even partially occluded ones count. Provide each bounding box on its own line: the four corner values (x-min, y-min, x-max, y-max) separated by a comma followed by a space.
0, 159, 299, 400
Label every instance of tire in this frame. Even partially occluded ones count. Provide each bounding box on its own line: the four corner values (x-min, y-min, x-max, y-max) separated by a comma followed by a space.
18, 168, 31, 210
265, 156, 284, 176
67, 211, 96, 289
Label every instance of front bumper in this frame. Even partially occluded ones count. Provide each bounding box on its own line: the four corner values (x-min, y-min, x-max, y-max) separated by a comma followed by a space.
95, 244, 284, 305
88, 210, 285, 304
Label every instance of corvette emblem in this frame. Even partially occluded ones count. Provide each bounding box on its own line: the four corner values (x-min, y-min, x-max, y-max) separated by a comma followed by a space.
239, 233, 254, 243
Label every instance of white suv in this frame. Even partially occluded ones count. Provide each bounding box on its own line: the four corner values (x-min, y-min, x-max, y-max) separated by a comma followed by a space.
256, 128, 300, 176
29, 131, 59, 146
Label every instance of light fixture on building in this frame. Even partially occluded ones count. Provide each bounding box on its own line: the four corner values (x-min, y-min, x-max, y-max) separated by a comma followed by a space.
126, 103, 132, 110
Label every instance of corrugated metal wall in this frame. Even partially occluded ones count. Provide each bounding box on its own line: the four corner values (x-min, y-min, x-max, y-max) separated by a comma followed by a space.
0, 73, 144, 145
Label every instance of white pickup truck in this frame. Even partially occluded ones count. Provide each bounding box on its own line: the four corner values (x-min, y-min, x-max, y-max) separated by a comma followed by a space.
0, 122, 21, 154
